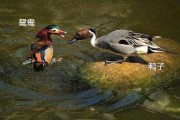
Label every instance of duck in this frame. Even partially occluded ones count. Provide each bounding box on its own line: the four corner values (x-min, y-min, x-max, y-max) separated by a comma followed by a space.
67, 28, 177, 64
23, 25, 66, 71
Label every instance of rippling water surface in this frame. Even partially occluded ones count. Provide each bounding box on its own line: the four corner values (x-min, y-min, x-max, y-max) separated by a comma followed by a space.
0, 0, 180, 119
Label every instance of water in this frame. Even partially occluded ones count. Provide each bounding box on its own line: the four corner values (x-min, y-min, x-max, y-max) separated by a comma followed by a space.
0, 0, 180, 119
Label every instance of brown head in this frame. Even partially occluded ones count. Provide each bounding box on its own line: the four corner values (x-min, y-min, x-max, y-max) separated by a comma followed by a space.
67, 28, 96, 44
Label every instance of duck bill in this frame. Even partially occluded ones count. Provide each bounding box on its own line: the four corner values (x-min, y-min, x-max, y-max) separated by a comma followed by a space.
67, 39, 78, 44
58, 30, 67, 38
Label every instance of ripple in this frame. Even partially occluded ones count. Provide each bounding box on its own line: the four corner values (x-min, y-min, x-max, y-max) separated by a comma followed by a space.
57, 90, 113, 110
0, 81, 104, 101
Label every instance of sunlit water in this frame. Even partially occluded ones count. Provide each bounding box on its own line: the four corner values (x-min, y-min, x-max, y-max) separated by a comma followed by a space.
0, 0, 180, 119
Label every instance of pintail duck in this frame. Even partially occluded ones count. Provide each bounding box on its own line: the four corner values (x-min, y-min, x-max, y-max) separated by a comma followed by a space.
68, 28, 177, 64
23, 25, 66, 71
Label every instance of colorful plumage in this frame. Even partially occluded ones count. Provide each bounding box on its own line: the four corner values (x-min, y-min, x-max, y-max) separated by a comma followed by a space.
23, 25, 66, 71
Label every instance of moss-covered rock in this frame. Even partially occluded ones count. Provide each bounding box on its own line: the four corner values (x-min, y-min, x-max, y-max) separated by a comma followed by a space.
80, 38, 180, 91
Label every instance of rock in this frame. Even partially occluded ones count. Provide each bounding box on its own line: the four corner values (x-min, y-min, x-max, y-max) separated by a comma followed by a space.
81, 38, 180, 92
141, 91, 170, 113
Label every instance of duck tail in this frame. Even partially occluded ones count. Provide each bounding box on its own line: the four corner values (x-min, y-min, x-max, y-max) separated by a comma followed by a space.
148, 47, 179, 54
163, 49, 180, 54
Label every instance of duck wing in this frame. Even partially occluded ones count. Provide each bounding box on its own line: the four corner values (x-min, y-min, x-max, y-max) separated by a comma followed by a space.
97, 29, 159, 46
96, 30, 162, 54
108, 43, 136, 55
119, 36, 160, 47
128, 31, 154, 41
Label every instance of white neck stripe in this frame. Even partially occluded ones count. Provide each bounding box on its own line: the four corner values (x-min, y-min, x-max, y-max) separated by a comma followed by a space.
88, 30, 96, 47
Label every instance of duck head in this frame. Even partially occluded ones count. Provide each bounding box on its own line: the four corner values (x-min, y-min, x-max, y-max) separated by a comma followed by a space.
67, 28, 96, 44
36, 24, 67, 41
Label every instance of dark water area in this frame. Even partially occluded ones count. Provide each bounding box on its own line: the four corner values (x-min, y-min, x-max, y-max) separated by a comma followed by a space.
0, 0, 180, 119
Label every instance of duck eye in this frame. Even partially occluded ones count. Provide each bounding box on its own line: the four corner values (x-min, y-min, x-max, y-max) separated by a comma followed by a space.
53, 30, 56, 32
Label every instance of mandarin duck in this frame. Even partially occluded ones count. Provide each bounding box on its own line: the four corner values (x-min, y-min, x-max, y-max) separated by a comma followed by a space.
23, 25, 66, 71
